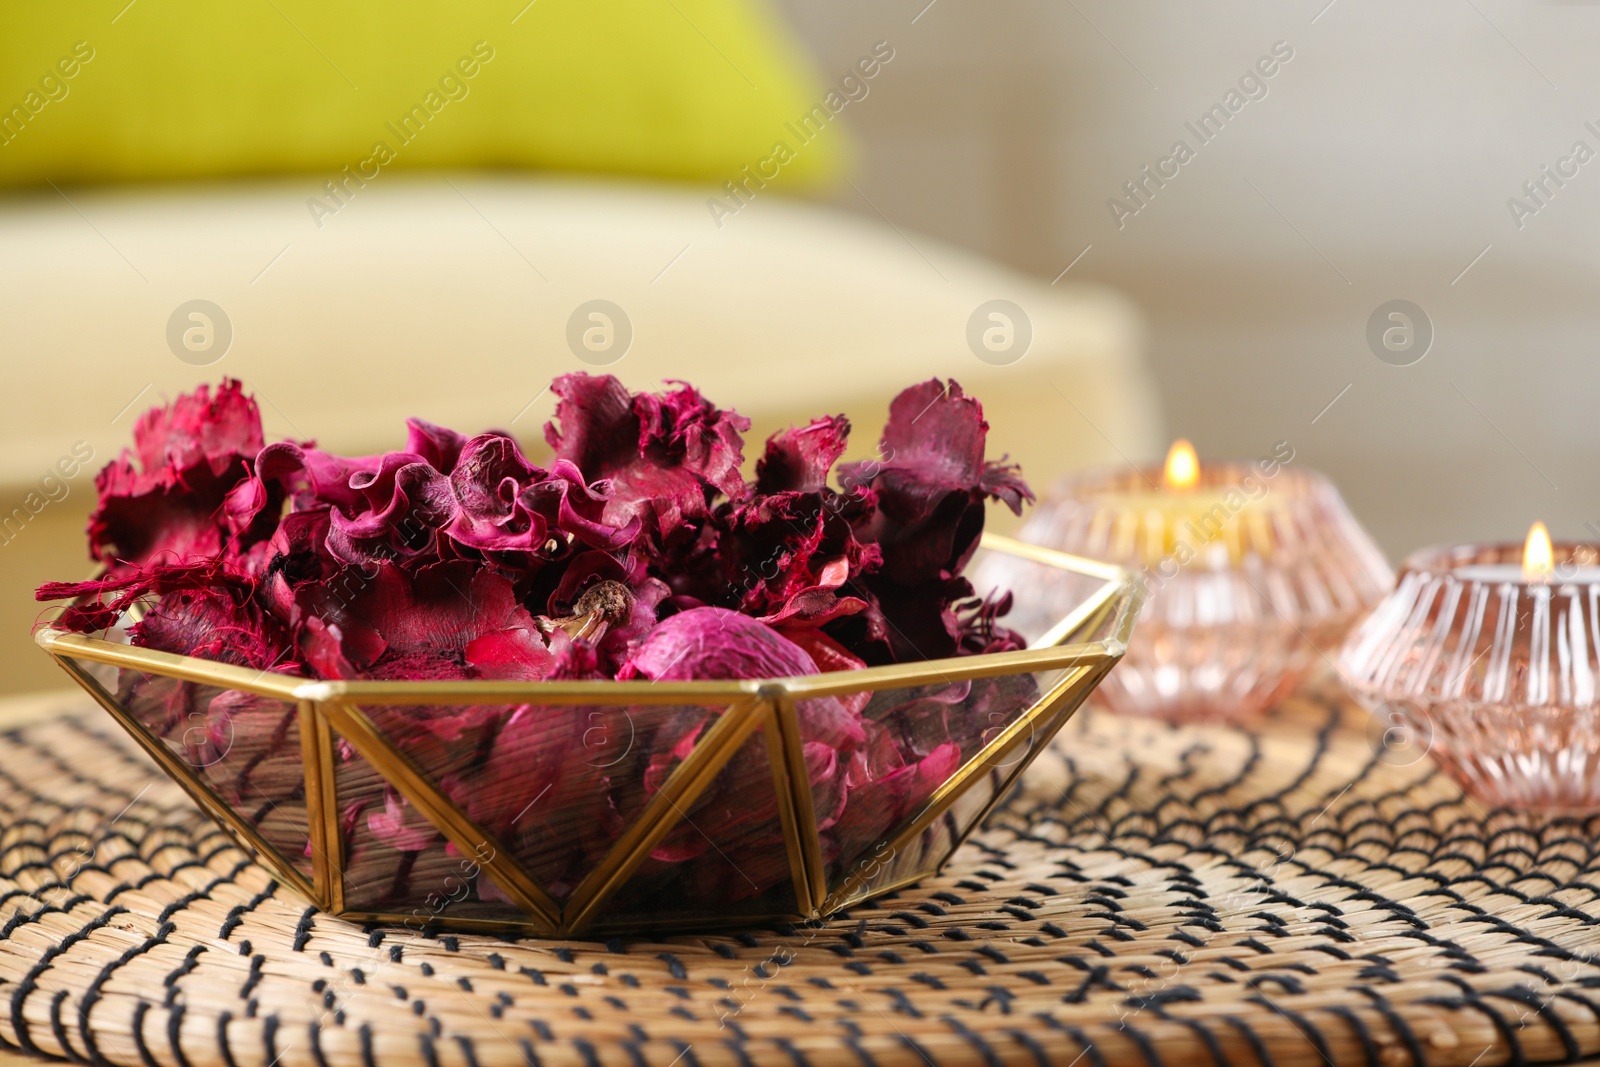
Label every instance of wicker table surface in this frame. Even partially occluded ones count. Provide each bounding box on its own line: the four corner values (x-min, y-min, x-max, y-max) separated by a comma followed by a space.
0, 683, 1597, 1067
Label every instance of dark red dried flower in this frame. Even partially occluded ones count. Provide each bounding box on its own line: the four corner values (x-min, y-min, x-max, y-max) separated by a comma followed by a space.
836, 379, 1034, 661
544, 373, 749, 544
89, 379, 270, 572
754, 415, 850, 495
39, 373, 1039, 911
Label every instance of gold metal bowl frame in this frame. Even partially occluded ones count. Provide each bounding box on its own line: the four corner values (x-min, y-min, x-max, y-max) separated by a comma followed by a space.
34, 533, 1141, 936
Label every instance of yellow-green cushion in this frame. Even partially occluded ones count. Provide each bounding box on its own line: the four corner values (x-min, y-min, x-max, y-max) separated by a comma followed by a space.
0, 0, 842, 188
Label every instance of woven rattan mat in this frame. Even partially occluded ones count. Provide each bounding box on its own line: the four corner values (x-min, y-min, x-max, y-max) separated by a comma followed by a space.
1, 684, 1598, 1067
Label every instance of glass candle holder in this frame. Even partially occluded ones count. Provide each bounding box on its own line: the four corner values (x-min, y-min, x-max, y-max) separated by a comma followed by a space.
980, 456, 1392, 724
1339, 534, 1600, 813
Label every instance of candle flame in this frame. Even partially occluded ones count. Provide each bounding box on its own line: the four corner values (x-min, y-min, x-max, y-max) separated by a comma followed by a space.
1523, 521, 1553, 580
1163, 439, 1200, 490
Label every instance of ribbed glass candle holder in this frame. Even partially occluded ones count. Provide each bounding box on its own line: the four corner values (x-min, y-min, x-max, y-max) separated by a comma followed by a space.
982, 463, 1393, 724
1339, 541, 1600, 812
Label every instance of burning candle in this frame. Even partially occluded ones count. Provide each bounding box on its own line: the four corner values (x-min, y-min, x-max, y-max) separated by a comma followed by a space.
1525, 521, 1553, 579
1340, 523, 1600, 812
1164, 438, 1200, 490
1452, 521, 1552, 582
993, 439, 1392, 724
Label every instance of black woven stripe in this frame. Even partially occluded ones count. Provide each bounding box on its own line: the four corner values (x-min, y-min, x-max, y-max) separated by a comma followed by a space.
1422, 994, 1527, 1067
308, 1019, 331, 1067
841, 1035, 877, 1067
216, 1010, 238, 1067
1217, 1014, 1275, 1067
1484, 985, 1581, 1062
1067, 1022, 1114, 1067
1357, 993, 1427, 1067
1002, 1027, 1051, 1067
1154, 1013, 1226, 1067
167, 1003, 195, 1067
106, 871, 169, 905
77, 919, 175, 1066
1555, 989, 1600, 1032
48, 988, 83, 1064
1244, 995, 1333, 1066
9, 905, 128, 1058
1111, 1019, 1162, 1067
571, 1037, 601, 1067
164, 944, 207, 1004
293, 906, 317, 951
940, 1015, 1002, 1067
262, 1014, 280, 1067
720, 1036, 756, 1067
130, 1001, 160, 1067
1322, 1005, 1379, 1067
219, 883, 280, 940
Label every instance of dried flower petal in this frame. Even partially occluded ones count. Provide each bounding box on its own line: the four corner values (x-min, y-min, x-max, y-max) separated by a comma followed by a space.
544, 373, 748, 543
754, 415, 850, 495
621, 607, 864, 748
88, 379, 267, 570
836, 379, 1034, 660
445, 434, 547, 554
326, 453, 456, 567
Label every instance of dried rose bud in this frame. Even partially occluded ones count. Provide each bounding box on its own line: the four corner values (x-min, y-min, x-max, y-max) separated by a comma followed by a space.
539, 579, 634, 644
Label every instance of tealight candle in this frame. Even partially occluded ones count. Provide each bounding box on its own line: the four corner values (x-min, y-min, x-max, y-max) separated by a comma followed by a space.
1450, 521, 1600, 584
988, 440, 1393, 724
1340, 523, 1600, 812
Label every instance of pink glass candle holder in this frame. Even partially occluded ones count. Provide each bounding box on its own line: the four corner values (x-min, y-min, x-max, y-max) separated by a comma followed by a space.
1339, 527, 1600, 813
982, 443, 1392, 724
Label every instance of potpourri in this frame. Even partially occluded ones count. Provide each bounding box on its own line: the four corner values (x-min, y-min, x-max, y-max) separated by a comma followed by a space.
40, 376, 1038, 907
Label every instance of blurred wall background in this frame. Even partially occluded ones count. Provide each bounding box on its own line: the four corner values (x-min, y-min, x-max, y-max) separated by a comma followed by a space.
774, 0, 1600, 559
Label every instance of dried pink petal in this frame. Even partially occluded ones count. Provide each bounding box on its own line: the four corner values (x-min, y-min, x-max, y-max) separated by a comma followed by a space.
835, 379, 1034, 661
88, 379, 267, 570
620, 607, 864, 748
368, 789, 440, 852
462, 627, 559, 681
544, 373, 748, 543
326, 453, 456, 566
444, 434, 548, 554
754, 415, 850, 495
404, 417, 468, 474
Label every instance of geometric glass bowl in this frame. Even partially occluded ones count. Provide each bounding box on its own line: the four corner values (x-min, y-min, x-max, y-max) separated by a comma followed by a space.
1339, 540, 1600, 813
983, 463, 1392, 725
36, 532, 1141, 935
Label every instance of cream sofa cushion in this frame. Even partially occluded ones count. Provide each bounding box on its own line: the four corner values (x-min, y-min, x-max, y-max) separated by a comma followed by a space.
0, 176, 1160, 693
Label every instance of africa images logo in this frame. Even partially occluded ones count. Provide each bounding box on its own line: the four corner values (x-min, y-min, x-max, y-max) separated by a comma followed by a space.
1505, 121, 1600, 230
0, 41, 95, 147
706, 41, 895, 227
1106, 41, 1294, 229
306, 42, 495, 227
